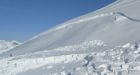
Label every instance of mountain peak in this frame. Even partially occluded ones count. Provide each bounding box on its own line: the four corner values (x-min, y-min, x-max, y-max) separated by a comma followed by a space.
0, 40, 20, 54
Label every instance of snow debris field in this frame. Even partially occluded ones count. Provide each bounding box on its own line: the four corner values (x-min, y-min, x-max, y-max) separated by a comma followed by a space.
1, 0, 140, 75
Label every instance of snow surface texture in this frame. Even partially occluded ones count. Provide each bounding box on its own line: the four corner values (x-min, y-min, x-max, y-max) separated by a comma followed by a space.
1, 0, 140, 75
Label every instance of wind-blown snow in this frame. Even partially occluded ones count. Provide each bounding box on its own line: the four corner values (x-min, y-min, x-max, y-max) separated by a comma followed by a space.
1, 0, 140, 75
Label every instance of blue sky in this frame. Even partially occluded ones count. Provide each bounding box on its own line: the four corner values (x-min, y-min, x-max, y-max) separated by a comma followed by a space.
0, 0, 115, 42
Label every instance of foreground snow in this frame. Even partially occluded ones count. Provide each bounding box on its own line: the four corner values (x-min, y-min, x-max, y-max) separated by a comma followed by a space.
0, 41, 140, 75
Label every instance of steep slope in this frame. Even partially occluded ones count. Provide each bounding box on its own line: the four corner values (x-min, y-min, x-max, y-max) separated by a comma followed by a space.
1, 0, 140, 75
2, 0, 140, 57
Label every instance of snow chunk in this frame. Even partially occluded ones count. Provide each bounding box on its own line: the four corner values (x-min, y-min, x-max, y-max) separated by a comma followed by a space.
122, 43, 131, 48
115, 15, 127, 22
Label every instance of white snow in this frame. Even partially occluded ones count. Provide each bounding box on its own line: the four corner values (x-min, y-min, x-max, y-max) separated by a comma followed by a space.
1, 0, 140, 75
0, 40, 20, 54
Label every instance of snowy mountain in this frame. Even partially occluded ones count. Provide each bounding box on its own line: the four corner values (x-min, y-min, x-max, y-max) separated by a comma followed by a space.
1, 0, 140, 75
0, 40, 20, 54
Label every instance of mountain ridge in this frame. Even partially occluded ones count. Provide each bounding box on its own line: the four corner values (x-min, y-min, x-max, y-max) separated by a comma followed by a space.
1, 0, 140, 56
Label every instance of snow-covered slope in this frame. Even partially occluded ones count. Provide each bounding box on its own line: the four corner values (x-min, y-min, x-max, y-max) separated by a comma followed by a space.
0, 40, 20, 54
2, 0, 140, 57
1, 0, 140, 75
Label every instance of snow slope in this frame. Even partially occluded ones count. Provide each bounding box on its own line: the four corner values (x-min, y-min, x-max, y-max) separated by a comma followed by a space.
2, 0, 140, 57
0, 40, 20, 54
1, 0, 140, 75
